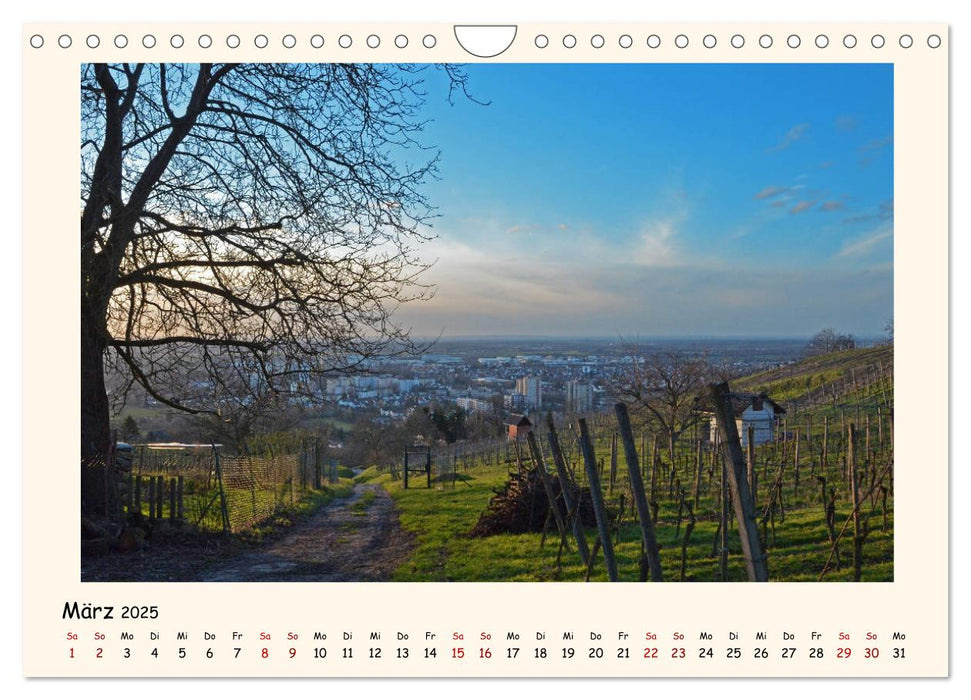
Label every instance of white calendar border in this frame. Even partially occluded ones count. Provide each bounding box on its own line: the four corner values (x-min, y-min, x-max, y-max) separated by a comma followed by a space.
13, 0, 946, 692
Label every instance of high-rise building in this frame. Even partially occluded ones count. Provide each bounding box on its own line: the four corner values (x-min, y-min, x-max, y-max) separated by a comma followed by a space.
504, 392, 527, 411
516, 376, 542, 409
565, 380, 594, 413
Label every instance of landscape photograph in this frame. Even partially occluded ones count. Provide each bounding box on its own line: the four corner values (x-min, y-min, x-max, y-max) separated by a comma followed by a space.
80, 62, 894, 583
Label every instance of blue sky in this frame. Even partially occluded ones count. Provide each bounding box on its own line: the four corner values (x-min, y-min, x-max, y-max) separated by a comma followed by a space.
394, 63, 893, 338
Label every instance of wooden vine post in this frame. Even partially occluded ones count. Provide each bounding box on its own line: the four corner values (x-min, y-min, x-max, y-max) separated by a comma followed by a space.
708, 382, 770, 582
609, 433, 618, 493
577, 418, 618, 582
649, 435, 659, 500
719, 459, 728, 581
526, 431, 569, 548
793, 427, 801, 493
848, 424, 863, 582
693, 439, 704, 510
823, 416, 829, 469
614, 403, 664, 582
545, 416, 591, 566
746, 425, 757, 510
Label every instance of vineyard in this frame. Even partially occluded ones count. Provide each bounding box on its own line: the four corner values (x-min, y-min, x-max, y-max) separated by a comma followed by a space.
358, 345, 894, 582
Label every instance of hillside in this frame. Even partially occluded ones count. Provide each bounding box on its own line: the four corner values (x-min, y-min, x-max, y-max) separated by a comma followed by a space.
733, 344, 893, 412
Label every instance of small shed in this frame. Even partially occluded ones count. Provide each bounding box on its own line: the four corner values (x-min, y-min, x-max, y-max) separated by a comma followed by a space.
504, 413, 533, 441
702, 392, 786, 447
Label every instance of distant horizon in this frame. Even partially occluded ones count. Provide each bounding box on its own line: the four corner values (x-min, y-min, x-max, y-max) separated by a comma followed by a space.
412, 332, 886, 343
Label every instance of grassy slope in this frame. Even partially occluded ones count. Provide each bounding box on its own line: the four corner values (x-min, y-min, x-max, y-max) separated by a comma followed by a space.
359, 462, 892, 582
359, 346, 894, 582
734, 344, 893, 403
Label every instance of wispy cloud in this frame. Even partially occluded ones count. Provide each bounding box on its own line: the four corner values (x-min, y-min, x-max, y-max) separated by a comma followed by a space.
414, 236, 622, 324
399, 258, 893, 337
790, 200, 817, 215
836, 224, 893, 258
835, 115, 858, 132
860, 135, 893, 152
754, 185, 791, 200
768, 123, 810, 152
634, 217, 680, 266
858, 135, 893, 165
399, 213, 893, 337
819, 200, 845, 212
842, 198, 893, 224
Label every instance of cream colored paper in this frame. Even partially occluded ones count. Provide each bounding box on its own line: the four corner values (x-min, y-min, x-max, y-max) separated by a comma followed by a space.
22, 22, 947, 677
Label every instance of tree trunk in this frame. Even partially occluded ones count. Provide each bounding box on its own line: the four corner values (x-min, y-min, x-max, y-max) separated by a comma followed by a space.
81, 299, 111, 516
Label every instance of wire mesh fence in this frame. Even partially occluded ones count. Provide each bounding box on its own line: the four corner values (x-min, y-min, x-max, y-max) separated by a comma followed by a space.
111, 445, 325, 534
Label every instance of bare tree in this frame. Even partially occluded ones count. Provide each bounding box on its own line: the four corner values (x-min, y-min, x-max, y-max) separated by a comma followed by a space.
807, 328, 857, 356
181, 389, 305, 455
610, 351, 712, 460
81, 63, 470, 514
345, 414, 409, 469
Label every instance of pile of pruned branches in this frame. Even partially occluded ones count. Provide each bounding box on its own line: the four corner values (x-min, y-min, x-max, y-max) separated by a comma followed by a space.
470, 467, 597, 537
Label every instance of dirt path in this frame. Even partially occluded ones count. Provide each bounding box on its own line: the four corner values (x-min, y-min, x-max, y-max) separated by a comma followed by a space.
201, 483, 413, 582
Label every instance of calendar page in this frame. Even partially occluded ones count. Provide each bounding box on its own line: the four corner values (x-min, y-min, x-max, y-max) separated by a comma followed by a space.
21, 19, 948, 679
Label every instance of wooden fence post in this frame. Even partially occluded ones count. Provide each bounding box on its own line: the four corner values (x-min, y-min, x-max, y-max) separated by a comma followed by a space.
546, 416, 590, 566
823, 416, 829, 470
155, 476, 164, 522
849, 424, 862, 582
609, 433, 617, 494
865, 415, 871, 458
213, 445, 230, 534
577, 418, 618, 582
614, 403, 664, 582
693, 439, 703, 510
148, 477, 156, 520
708, 382, 770, 582
747, 426, 757, 511
889, 408, 894, 450
719, 458, 728, 581
793, 428, 801, 494
169, 478, 176, 521
650, 435, 659, 500
526, 432, 569, 548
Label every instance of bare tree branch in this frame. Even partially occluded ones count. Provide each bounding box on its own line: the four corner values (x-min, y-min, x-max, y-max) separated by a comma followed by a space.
81, 63, 471, 505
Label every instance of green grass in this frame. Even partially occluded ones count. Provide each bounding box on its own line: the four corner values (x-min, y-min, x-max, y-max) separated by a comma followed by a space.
737, 345, 893, 404
358, 467, 508, 580
351, 489, 377, 517
358, 455, 893, 582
